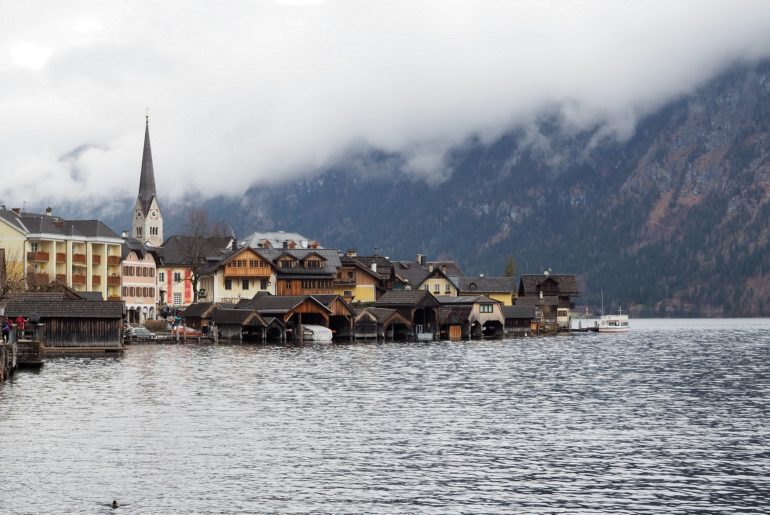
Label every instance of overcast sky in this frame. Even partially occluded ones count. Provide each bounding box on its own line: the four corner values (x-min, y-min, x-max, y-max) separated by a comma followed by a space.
2, 0, 770, 212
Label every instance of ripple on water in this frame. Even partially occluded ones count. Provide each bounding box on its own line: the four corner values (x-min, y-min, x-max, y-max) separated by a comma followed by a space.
1, 319, 770, 513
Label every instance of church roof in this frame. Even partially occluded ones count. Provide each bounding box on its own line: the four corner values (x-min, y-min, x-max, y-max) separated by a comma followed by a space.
138, 116, 158, 214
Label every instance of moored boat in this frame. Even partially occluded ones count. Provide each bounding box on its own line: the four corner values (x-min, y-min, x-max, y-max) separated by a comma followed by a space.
597, 306, 630, 333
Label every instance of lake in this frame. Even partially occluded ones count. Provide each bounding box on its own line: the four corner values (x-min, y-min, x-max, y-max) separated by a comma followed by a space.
1, 319, 769, 513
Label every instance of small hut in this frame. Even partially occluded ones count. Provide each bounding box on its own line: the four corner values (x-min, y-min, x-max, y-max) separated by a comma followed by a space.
3, 291, 123, 353
354, 307, 413, 341
210, 308, 267, 342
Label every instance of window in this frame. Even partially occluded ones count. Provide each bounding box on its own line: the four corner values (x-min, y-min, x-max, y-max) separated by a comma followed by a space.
30, 242, 39, 252
260, 279, 268, 290
347, 271, 354, 279
425, 284, 429, 291
343, 290, 353, 297
150, 226, 158, 236
434, 284, 440, 293
122, 286, 127, 296
241, 279, 249, 290
173, 272, 182, 283
136, 227, 142, 237
445, 283, 451, 293
159, 272, 165, 282
129, 287, 135, 296
173, 292, 182, 305
225, 279, 232, 290
480, 303, 493, 313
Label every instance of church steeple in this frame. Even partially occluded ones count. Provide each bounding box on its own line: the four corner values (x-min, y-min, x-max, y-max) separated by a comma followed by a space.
138, 114, 157, 214
131, 114, 163, 247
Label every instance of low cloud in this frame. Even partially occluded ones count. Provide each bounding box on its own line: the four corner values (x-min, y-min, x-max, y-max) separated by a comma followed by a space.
1, 1, 770, 209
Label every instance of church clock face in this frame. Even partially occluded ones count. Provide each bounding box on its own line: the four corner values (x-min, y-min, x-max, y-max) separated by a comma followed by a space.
150, 210, 157, 219
136, 210, 142, 218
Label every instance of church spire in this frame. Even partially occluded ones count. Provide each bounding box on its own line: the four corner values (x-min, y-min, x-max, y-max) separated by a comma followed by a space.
138, 114, 157, 214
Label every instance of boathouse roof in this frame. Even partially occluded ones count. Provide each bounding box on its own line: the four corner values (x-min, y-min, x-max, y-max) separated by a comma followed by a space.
211, 308, 266, 327
502, 305, 537, 319
4, 292, 123, 319
375, 290, 440, 307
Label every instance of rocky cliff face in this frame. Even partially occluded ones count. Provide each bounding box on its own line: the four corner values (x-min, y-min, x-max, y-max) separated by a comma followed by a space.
216, 59, 770, 316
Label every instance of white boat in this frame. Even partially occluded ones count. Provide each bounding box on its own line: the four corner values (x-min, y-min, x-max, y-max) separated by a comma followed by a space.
301, 324, 333, 342
597, 306, 630, 333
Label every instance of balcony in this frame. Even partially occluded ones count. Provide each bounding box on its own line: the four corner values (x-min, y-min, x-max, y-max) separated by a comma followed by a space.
92, 255, 101, 265
107, 256, 121, 266
224, 266, 273, 278
27, 251, 50, 262
72, 274, 87, 285
56, 252, 66, 263
72, 253, 87, 265
333, 278, 357, 287
26, 272, 50, 285
92, 275, 101, 286
107, 276, 121, 286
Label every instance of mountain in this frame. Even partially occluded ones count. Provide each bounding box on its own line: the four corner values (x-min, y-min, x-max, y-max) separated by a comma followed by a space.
91, 59, 769, 317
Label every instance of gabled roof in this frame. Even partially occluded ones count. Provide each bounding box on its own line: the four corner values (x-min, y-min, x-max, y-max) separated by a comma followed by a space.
122, 238, 161, 262
434, 295, 498, 306
454, 276, 517, 293
355, 307, 413, 327
182, 302, 234, 319
158, 235, 234, 266
519, 274, 580, 297
211, 308, 266, 327
340, 256, 388, 281
375, 290, 440, 308
437, 306, 472, 325
311, 294, 356, 316
502, 305, 537, 319
239, 294, 332, 315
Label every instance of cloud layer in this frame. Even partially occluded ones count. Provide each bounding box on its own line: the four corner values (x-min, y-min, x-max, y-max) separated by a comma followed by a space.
2, 0, 770, 209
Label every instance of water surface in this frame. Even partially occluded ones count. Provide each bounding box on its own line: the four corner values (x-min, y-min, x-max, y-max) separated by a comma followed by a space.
1, 319, 769, 513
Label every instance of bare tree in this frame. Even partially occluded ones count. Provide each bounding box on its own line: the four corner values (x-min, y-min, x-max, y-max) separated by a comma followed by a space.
178, 207, 229, 303
0, 249, 27, 301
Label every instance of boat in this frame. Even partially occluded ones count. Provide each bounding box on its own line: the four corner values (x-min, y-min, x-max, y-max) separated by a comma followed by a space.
301, 324, 333, 342
597, 306, 630, 333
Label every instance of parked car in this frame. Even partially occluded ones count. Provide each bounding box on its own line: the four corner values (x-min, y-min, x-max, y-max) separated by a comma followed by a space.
171, 326, 202, 337
125, 326, 157, 340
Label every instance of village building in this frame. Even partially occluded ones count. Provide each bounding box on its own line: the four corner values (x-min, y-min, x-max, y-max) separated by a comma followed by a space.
354, 307, 413, 341
3, 291, 123, 353
0, 207, 123, 300
435, 295, 505, 340
237, 293, 334, 341
198, 246, 278, 304
156, 234, 234, 308
256, 247, 342, 296
121, 238, 160, 323
451, 275, 518, 306
516, 272, 580, 331
333, 250, 394, 303
392, 254, 463, 295
374, 290, 441, 340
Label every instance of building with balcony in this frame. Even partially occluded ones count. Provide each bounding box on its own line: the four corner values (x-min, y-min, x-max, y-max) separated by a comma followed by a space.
0, 207, 123, 299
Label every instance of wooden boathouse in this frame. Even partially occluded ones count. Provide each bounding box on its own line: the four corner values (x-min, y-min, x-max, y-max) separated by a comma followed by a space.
3, 291, 123, 354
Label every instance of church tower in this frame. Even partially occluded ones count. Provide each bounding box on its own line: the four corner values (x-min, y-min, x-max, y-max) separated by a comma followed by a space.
131, 115, 163, 247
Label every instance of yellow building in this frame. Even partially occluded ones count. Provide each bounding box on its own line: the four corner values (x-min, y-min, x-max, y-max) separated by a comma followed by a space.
454, 276, 518, 306
333, 253, 394, 303
0, 208, 123, 299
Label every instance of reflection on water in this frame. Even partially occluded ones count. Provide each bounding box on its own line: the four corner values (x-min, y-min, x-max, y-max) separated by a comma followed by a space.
1, 319, 770, 513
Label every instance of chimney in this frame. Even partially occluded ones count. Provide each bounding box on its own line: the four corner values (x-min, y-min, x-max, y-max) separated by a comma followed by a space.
282, 240, 288, 249
346, 249, 357, 257
121, 230, 128, 238
544, 269, 550, 277
417, 253, 426, 266
45, 207, 53, 216
371, 262, 377, 273
428, 264, 434, 272
231, 239, 238, 251
442, 265, 447, 274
